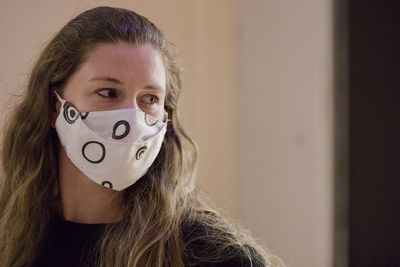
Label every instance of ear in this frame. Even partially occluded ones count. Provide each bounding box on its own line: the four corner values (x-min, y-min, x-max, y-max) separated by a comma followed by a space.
50, 92, 61, 128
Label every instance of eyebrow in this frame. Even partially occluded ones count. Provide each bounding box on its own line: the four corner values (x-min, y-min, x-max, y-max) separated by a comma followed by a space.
143, 85, 164, 92
88, 76, 165, 92
89, 76, 124, 85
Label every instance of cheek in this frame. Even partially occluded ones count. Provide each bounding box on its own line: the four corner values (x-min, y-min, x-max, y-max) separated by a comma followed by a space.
62, 89, 93, 113
70, 99, 95, 113
155, 99, 167, 121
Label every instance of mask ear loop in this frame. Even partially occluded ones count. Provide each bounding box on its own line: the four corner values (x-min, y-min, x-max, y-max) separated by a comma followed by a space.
52, 91, 83, 117
53, 90, 64, 103
165, 112, 171, 123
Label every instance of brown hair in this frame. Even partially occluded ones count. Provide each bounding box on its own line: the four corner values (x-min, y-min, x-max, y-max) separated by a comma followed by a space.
0, 6, 284, 267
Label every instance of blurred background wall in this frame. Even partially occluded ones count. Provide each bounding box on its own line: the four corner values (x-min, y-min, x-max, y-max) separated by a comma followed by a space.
0, 1, 334, 267
237, 1, 334, 267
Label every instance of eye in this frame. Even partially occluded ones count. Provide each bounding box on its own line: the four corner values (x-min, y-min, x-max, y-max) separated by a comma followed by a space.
96, 88, 118, 98
141, 95, 159, 105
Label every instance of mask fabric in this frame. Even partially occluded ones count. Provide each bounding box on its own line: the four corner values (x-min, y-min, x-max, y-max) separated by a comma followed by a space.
54, 93, 167, 191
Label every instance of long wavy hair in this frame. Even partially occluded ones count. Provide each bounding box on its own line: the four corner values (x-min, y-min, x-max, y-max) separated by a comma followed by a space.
0, 6, 284, 267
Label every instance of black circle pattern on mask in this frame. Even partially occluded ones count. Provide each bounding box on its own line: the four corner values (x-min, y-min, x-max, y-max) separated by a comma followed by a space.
136, 146, 148, 160
112, 120, 130, 140
80, 112, 89, 120
82, 141, 106, 164
63, 102, 80, 124
101, 181, 113, 189
144, 113, 158, 126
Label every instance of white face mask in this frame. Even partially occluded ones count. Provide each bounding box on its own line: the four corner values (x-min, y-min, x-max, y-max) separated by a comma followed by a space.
54, 92, 168, 191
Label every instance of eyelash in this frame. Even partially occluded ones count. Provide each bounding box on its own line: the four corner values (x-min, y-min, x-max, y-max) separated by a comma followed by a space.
97, 88, 118, 98
96, 89, 159, 105
141, 95, 159, 105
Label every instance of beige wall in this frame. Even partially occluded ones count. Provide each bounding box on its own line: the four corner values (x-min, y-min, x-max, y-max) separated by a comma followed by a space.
0, 1, 334, 267
237, 1, 334, 266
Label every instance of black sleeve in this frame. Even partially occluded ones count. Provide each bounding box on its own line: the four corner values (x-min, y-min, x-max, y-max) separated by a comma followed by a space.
212, 256, 266, 267
181, 219, 267, 267
210, 244, 267, 267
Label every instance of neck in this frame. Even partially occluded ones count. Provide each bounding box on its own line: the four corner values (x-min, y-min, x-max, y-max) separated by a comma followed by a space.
57, 148, 124, 224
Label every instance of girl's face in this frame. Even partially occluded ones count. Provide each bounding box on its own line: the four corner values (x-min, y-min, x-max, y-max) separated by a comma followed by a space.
57, 42, 166, 120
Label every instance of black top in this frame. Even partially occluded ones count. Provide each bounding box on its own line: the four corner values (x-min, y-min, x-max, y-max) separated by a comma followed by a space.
31, 214, 265, 267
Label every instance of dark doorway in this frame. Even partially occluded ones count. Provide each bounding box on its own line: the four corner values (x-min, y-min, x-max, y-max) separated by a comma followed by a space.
343, 1, 400, 266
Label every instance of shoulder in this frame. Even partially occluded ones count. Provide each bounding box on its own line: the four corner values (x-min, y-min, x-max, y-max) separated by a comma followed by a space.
181, 219, 267, 267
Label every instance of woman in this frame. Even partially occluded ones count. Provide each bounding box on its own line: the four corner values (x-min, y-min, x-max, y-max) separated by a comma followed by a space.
0, 6, 284, 267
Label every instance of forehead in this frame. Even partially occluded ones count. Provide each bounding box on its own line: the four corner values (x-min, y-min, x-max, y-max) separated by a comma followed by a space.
75, 41, 166, 90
